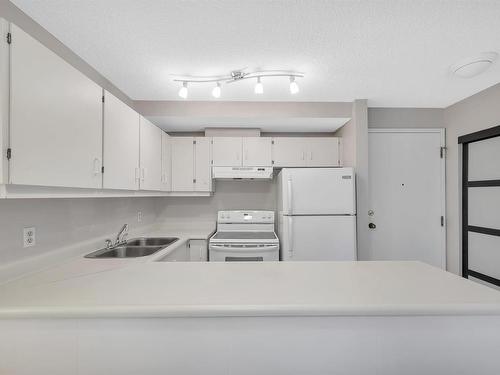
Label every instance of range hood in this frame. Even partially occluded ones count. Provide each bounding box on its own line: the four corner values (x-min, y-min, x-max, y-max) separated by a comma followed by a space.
212, 166, 273, 180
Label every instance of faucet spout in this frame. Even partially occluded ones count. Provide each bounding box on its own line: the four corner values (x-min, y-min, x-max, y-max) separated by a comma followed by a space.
115, 224, 129, 245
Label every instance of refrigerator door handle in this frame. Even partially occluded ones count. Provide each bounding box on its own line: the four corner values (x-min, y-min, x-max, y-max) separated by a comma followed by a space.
288, 216, 293, 257
287, 177, 293, 215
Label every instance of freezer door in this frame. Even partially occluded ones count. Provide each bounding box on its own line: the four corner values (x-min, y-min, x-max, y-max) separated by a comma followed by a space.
280, 168, 355, 215
280, 215, 357, 261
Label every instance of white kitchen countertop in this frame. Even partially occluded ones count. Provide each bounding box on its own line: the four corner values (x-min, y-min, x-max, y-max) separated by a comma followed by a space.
1, 260, 500, 318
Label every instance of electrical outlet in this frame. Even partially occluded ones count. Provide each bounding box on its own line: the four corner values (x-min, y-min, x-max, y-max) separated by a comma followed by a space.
23, 227, 36, 248
137, 211, 143, 223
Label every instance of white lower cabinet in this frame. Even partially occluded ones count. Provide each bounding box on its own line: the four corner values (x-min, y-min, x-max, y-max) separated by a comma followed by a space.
139, 117, 163, 191
272, 137, 341, 167
160, 242, 190, 262
171, 137, 212, 192
189, 239, 208, 261
102, 91, 140, 190
9, 24, 103, 189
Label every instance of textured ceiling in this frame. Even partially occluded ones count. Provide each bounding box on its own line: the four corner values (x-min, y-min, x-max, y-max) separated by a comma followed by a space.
11, 0, 500, 107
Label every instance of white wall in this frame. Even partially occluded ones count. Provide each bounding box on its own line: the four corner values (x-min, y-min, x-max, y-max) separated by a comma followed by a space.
157, 180, 276, 222
0, 197, 162, 265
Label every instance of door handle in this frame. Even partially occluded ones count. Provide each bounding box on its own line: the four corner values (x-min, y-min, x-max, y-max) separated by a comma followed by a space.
369, 223, 376, 229
287, 177, 293, 215
93, 157, 101, 175
288, 216, 293, 257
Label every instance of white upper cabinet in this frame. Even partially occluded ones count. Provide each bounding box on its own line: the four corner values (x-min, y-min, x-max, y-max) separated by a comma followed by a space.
307, 138, 341, 167
272, 137, 341, 167
212, 137, 242, 166
139, 117, 163, 191
102, 91, 140, 190
9, 24, 103, 189
161, 131, 172, 192
171, 137, 194, 191
242, 137, 272, 166
194, 137, 212, 192
171, 137, 212, 192
272, 138, 308, 167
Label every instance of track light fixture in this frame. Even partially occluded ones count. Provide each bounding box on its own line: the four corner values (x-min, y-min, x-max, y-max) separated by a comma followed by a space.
212, 82, 221, 98
178, 81, 188, 99
289, 76, 299, 94
172, 69, 304, 99
254, 77, 264, 94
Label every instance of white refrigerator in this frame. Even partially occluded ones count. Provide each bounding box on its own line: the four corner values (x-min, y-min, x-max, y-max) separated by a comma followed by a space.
277, 168, 357, 261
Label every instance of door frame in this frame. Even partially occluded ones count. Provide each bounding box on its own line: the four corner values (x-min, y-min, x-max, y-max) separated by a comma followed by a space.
367, 128, 447, 269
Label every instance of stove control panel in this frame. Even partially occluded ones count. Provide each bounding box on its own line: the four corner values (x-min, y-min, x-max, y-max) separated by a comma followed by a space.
218, 210, 275, 224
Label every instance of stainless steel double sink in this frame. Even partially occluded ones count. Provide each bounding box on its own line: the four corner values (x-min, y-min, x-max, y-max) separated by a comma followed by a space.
85, 237, 179, 259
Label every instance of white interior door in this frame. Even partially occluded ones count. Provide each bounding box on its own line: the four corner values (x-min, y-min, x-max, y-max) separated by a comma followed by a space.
367, 129, 446, 268
10, 24, 103, 189
103, 91, 140, 190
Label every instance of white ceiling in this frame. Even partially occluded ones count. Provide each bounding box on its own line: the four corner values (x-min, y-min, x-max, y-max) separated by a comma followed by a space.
148, 116, 350, 133
11, 0, 500, 107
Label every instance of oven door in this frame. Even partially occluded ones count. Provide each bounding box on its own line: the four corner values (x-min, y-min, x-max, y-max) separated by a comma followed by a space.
209, 243, 279, 262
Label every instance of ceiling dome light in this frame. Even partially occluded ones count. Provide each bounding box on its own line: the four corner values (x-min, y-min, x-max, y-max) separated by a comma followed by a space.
289, 76, 299, 94
178, 81, 188, 99
212, 82, 221, 98
451, 52, 498, 78
254, 77, 264, 94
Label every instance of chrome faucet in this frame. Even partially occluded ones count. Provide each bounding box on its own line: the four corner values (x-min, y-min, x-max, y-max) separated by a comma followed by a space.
105, 224, 129, 249
115, 224, 129, 245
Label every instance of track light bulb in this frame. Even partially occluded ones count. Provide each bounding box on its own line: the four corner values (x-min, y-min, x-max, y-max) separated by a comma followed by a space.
178, 82, 188, 99
254, 77, 264, 94
289, 76, 299, 94
212, 82, 221, 98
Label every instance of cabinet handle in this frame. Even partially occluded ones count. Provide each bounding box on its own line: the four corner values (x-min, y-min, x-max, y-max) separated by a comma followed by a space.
236, 152, 240, 160
301, 151, 305, 160
141, 168, 145, 182
310, 151, 313, 160
135, 167, 140, 181
245, 149, 248, 160
93, 158, 101, 175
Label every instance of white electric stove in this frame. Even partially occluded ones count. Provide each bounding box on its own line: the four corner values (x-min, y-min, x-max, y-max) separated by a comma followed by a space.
209, 210, 279, 262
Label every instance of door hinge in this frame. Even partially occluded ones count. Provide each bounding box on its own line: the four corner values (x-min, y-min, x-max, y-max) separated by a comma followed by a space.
211, 160, 213, 165
6, 148, 11, 160
193, 178, 196, 184
272, 160, 274, 165
441, 216, 444, 227
6, 32, 11, 44
271, 140, 275, 145
440, 146, 447, 159
101, 166, 105, 173
193, 140, 196, 145
102, 95, 105, 103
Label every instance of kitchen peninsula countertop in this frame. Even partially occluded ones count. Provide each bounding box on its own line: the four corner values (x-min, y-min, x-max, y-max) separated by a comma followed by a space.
1, 260, 500, 318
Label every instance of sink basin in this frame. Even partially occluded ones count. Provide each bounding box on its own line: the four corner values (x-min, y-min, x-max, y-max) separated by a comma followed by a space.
85, 237, 179, 259
126, 237, 178, 247
87, 246, 162, 258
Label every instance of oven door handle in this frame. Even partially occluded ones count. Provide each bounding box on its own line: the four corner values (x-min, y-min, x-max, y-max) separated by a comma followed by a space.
210, 245, 278, 253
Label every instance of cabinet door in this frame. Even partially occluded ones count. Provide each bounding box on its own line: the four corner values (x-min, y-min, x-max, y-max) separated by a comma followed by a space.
10, 24, 103, 188
171, 137, 194, 191
212, 137, 242, 166
272, 137, 307, 167
161, 132, 172, 191
103, 91, 140, 190
189, 240, 208, 261
139, 117, 163, 191
243, 137, 272, 166
194, 137, 212, 192
307, 138, 341, 167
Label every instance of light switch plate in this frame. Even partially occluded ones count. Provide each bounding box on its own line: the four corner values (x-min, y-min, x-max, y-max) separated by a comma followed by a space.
23, 227, 36, 248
